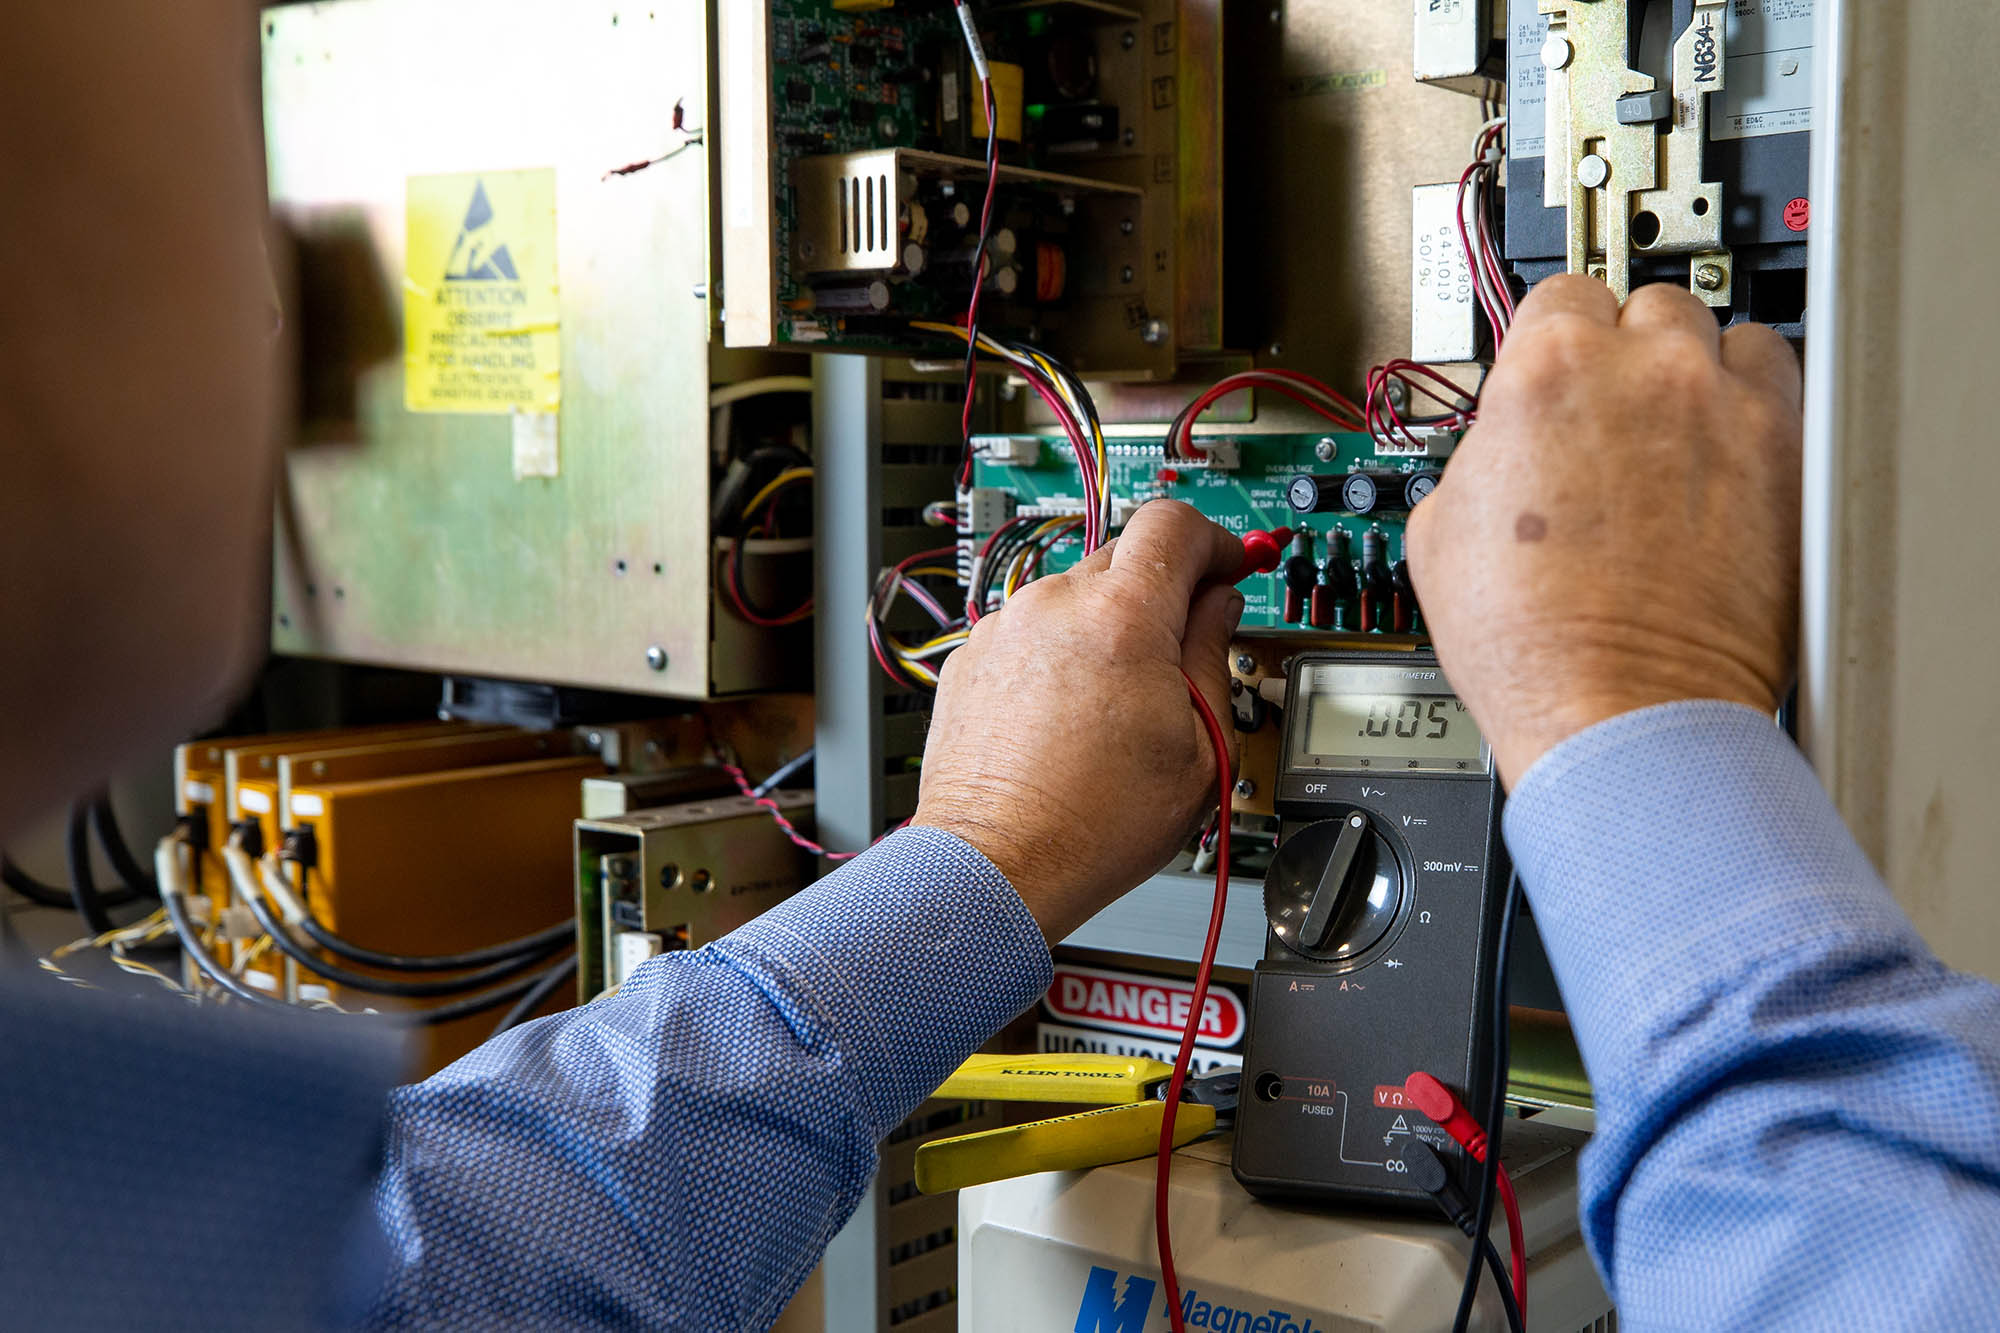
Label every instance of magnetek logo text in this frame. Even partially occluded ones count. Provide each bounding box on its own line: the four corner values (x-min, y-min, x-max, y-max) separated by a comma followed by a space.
1074, 1267, 1325, 1333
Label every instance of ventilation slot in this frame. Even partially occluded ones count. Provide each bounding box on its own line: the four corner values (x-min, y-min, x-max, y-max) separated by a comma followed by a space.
832, 171, 896, 264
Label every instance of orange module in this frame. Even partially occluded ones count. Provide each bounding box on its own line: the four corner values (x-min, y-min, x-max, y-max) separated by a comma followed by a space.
275, 755, 604, 1074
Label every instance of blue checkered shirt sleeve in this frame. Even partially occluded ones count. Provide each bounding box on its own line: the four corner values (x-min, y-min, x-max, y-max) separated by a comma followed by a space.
1506, 701, 2000, 1329
363, 825, 1052, 1331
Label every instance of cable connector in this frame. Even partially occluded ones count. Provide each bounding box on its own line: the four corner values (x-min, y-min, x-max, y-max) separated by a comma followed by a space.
1405, 1071, 1488, 1161
231, 819, 266, 861
174, 813, 209, 854
1401, 1139, 1475, 1236
1234, 527, 1294, 582
282, 826, 319, 871
256, 856, 312, 928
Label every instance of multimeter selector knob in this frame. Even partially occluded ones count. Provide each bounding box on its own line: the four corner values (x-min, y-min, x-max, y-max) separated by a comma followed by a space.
1263, 810, 1403, 962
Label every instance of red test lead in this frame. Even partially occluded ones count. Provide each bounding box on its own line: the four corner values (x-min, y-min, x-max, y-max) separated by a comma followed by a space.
1405, 1071, 1527, 1324
1234, 527, 1294, 582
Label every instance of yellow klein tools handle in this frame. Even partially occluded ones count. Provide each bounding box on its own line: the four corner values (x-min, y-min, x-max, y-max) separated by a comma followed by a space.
915, 1099, 1217, 1195
936, 1052, 1177, 1105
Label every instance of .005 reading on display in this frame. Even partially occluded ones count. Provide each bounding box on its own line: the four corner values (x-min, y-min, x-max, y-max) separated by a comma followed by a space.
1287, 664, 1489, 774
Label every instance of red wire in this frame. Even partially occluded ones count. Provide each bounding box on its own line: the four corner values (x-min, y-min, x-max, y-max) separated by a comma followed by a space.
1497, 1163, 1526, 1320
1156, 670, 1234, 1333
1172, 372, 1365, 460
953, 37, 1001, 488
718, 759, 860, 861
723, 536, 812, 628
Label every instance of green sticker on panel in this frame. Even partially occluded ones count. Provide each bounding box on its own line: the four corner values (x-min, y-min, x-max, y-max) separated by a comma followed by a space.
404, 169, 560, 414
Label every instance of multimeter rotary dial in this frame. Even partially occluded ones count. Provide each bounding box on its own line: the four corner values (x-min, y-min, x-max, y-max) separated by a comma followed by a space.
1263, 809, 1404, 962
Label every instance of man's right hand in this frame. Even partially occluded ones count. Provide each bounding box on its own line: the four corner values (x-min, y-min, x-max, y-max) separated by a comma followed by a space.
1406, 277, 1805, 786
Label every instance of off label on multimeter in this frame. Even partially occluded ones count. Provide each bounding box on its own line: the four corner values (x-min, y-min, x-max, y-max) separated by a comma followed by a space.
1232, 651, 1510, 1210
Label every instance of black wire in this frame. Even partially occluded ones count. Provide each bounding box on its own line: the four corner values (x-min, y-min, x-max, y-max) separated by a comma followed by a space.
1454, 872, 1523, 1333
161, 877, 290, 1009
90, 795, 158, 899
405, 954, 575, 1027
489, 953, 579, 1038
65, 806, 117, 935
293, 892, 575, 974
1481, 1236, 1525, 1333
237, 883, 565, 998
1, 855, 74, 910
725, 530, 813, 624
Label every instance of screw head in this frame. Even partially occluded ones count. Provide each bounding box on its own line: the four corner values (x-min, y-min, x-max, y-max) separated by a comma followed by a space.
1121, 29, 1136, 49
1141, 318, 1169, 346
1235, 653, 1257, 673
1541, 35, 1573, 70
1577, 153, 1610, 189
1233, 778, 1257, 800
1695, 262, 1726, 291
1386, 380, 1409, 410
691, 281, 708, 300
1120, 265, 1135, 283
645, 645, 669, 672
1120, 217, 1135, 235
1314, 438, 1338, 462
1122, 128, 1136, 148
586, 731, 603, 748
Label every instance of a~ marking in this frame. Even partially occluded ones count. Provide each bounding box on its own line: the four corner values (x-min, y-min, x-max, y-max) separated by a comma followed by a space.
1515, 512, 1548, 543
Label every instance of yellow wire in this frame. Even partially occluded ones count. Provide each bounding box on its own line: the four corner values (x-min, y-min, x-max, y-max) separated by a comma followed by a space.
740, 467, 814, 521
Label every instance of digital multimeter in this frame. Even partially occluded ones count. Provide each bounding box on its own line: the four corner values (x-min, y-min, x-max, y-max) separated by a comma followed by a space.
1231, 650, 1510, 1209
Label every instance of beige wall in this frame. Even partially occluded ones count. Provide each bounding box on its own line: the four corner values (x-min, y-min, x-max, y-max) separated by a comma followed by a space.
1804, 2, 2000, 978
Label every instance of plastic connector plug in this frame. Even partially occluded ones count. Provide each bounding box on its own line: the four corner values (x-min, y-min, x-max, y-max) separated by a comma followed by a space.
1405, 1072, 1489, 1161
1234, 527, 1295, 583
1401, 1139, 1475, 1236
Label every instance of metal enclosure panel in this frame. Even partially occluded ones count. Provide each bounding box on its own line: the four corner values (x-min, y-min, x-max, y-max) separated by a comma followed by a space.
262, 1, 721, 697
1230, 2, 1488, 397
1802, 0, 2000, 981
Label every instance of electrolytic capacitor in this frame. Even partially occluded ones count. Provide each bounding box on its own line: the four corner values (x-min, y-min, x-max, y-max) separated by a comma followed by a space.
1287, 471, 1412, 517
811, 279, 892, 312
1404, 470, 1444, 509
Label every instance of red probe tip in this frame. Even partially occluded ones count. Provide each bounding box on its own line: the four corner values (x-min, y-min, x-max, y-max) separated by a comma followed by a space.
1404, 1071, 1488, 1157
1234, 527, 1294, 582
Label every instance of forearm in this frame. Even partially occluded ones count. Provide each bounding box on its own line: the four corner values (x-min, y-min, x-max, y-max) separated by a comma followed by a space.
1509, 702, 2000, 1327
0, 1, 277, 836
366, 828, 1051, 1330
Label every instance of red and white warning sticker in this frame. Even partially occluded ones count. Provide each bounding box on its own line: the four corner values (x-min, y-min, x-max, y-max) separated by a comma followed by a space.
1043, 962, 1247, 1049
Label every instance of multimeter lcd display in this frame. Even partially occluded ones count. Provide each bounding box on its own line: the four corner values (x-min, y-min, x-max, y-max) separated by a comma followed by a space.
1290, 662, 1490, 774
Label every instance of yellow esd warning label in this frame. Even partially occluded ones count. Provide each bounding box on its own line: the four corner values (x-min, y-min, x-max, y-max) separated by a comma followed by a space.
404, 169, 560, 415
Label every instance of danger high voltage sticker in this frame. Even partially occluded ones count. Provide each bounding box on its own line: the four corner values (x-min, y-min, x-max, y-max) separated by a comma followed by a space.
404, 169, 560, 415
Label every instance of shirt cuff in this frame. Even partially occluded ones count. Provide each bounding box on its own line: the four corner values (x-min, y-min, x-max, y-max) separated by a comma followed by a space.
1503, 700, 1925, 1082
710, 825, 1054, 1137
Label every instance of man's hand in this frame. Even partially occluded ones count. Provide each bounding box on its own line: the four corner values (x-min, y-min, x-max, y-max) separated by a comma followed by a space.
1407, 277, 1804, 786
914, 502, 1245, 943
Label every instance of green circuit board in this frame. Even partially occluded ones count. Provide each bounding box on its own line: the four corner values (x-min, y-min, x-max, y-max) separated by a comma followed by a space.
970, 432, 1449, 630
765, 0, 1151, 358
769, 0, 956, 346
